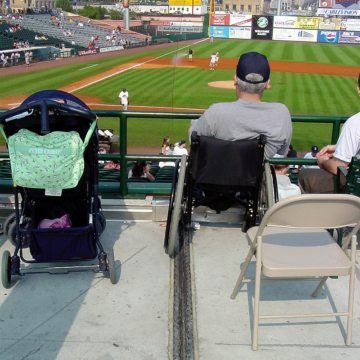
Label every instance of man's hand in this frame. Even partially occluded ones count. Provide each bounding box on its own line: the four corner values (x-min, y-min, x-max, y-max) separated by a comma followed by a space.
317, 144, 336, 157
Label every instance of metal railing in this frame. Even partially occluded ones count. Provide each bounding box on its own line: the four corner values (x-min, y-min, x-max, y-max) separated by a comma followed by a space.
0, 110, 349, 197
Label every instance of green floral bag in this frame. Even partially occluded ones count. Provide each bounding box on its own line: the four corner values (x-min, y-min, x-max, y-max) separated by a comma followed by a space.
1, 121, 96, 190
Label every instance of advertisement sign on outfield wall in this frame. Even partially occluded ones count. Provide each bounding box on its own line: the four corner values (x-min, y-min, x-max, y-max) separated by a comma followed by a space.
333, 0, 359, 9
273, 16, 297, 28
317, 8, 360, 15
341, 18, 360, 31
252, 16, 273, 40
210, 14, 230, 26
99, 46, 124, 53
338, 31, 360, 43
272, 28, 318, 42
169, 0, 202, 5
229, 26, 252, 39
229, 14, 252, 27
318, 17, 342, 29
158, 26, 202, 32
295, 29, 318, 42
272, 28, 298, 41
296, 17, 320, 29
317, 30, 339, 43
318, 0, 333, 7
210, 26, 230, 38
78, 49, 98, 56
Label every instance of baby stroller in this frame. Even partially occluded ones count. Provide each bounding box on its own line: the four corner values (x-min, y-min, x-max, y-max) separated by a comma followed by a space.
0, 90, 116, 288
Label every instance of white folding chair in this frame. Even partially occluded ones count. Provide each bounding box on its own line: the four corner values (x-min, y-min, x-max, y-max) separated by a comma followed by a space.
230, 194, 360, 350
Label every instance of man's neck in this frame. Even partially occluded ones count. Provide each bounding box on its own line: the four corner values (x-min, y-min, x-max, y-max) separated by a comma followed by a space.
237, 91, 262, 102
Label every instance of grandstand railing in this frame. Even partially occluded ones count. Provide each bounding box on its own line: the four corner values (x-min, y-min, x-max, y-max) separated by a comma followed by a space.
0, 110, 348, 197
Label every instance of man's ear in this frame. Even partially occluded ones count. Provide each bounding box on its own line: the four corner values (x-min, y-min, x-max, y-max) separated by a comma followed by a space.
357, 85, 360, 95
234, 74, 238, 86
266, 79, 271, 89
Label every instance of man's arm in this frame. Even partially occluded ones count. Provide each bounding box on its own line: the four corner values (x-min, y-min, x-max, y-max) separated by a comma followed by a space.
189, 110, 213, 138
317, 156, 348, 175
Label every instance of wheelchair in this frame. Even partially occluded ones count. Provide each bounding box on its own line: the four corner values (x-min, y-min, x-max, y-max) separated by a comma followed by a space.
164, 132, 277, 258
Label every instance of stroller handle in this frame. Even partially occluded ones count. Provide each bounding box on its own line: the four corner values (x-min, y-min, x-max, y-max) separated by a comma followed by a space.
0, 99, 97, 134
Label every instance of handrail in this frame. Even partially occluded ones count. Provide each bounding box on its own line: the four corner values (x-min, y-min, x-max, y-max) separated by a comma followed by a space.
94, 110, 202, 196
0, 110, 349, 197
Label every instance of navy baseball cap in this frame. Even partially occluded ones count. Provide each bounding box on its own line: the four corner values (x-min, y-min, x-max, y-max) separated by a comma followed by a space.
311, 145, 319, 153
236, 52, 270, 84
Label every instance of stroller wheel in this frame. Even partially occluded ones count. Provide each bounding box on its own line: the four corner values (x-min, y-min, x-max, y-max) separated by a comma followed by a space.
7, 221, 17, 247
107, 248, 117, 284
1, 250, 12, 289
3, 213, 16, 236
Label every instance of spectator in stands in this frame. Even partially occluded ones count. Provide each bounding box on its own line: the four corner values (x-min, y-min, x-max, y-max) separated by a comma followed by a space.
190, 51, 292, 159
161, 136, 171, 155
128, 161, 155, 182
173, 140, 188, 156
286, 144, 298, 171
302, 145, 319, 169
287, 144, 297, 158
273, 154, 301, 200
299, 74, 360, 193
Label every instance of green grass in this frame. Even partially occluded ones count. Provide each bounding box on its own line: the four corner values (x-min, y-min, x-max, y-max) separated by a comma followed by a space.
79, 68, 359, 116
170, 39, 360, 66
1, 38, 359, 151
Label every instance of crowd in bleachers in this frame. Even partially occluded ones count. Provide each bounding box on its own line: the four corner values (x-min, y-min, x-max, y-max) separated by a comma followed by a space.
0, 12, 148, 68
4, 24, 22, 33
13, 40, 30, 49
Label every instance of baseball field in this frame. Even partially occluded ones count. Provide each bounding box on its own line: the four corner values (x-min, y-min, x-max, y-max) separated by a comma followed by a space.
0, 38, 359, 151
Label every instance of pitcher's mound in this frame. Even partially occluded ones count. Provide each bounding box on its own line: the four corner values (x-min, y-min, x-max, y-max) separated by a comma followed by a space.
208, 81, 234, 89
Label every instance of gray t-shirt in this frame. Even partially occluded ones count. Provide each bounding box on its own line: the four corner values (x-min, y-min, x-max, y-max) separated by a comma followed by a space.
191, 99, 292, 159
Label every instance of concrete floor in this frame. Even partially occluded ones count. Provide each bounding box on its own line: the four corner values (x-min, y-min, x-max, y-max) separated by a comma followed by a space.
191, 224, 360, 360
0, 219, 359, 360
0, 220, 171, 360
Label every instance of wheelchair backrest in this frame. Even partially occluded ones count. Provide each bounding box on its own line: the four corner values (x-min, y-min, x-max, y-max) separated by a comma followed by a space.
189, 132, 266, 192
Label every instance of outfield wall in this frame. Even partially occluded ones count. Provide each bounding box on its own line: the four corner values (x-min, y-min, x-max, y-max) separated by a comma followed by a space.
210, 15, 360, 44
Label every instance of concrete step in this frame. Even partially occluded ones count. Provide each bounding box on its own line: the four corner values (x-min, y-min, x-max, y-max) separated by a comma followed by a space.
0, 195, 169, 223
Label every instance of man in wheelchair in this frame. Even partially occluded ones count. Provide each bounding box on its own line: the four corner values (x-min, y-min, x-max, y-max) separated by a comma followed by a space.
190, 51, 292, 160
164, 53, 293, 256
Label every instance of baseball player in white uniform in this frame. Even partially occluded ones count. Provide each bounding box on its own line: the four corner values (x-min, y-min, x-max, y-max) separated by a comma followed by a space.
118, 88, 129, 110
209, 53, 216, 70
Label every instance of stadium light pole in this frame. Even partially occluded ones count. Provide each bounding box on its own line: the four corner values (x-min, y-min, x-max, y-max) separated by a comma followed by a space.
209, 0, 213, 37
123, 0, 129, 30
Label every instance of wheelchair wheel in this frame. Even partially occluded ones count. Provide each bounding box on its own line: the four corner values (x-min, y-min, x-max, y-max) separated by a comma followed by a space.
164, 155, 187, 258
257, 162, 276, 223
